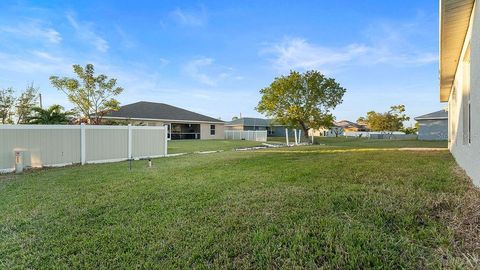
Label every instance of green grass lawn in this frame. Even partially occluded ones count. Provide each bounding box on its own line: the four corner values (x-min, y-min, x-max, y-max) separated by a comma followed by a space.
313, 137, 448, 149
169, 137, 447, 154
168, 139, 269, 154
269, 136, 447, 148
1, 140, 477, 269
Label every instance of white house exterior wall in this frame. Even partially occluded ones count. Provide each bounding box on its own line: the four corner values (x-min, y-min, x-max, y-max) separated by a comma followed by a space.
200, 123, 225, 140
109, 119, 225, 140
448, 2, 480, 186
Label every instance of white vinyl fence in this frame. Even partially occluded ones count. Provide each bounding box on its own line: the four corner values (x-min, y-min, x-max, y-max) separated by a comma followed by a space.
225, 130, 268, 142
0, 124, 168, 173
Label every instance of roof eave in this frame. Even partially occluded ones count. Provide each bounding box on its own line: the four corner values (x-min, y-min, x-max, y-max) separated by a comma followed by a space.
440, 0, 475, 102
102, 116, 224, 124
414, 117, 448, 121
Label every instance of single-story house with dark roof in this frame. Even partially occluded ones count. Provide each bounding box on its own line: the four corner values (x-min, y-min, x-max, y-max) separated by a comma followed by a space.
334, 120, 368, 132
224, 117, 269, 131
224, 117, 294, 137
102, 101, 224, 140
414, 110, 448, 141
308, 123, 344, 137
309, 120, 368, 137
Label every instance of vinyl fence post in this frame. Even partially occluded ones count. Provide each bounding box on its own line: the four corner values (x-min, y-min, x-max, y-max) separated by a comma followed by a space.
127, 124, 132, 159
80, 123, 86, 165
298, 130, 302, 143
285, 128, 289, 145
164, 125, 168, 156
293, 129, 298, 145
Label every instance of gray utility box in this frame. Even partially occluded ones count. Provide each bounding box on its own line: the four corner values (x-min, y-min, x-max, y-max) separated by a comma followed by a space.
14, 151, 24, 173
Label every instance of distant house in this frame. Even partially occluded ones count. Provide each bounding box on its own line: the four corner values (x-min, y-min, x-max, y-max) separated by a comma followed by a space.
414, 110, 448, 141
309, 120, 368, 137
335, 120, 368, 132
102, 101, 224, 140
225, 117, 269, 131
224, 117, 293, 137
309, 123, 344, 137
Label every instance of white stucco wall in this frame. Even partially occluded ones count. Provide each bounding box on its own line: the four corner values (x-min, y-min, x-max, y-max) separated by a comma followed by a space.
448, 1, 480, 186
200, 123, 225, 140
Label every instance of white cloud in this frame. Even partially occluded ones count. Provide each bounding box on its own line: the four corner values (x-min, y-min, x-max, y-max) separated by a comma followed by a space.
0, 21, 61, 43
66, 12, 109, 52
184, 57, 216, 85
363, 18, 438, 66
183, 57, 241, 86
262, 38, 368, 71
0, 50, 71, 76
30, 50, 62, 61
170, 7, 207, 27
262, 17, 437, 73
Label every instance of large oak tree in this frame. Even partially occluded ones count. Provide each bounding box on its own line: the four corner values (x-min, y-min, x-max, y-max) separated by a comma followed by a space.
256, 70, 346, 138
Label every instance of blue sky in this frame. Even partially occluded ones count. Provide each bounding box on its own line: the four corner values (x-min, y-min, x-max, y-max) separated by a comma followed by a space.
0, 0, 440, 124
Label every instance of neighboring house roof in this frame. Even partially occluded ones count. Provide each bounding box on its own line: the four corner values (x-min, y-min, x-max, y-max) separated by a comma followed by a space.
265, 119, 285, 126
225, 118, 365, 129
440, 0, 475, 102
103, 101, 223, 123
414, 110, 449, 121
225, 117, 270, 127
334, 120, 364, 129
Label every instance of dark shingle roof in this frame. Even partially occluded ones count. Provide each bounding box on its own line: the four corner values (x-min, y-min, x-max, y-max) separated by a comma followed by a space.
334, 120, 364, 128
225, 117, 270, 126
104, 101, 223, 123
414, 110, 448, 120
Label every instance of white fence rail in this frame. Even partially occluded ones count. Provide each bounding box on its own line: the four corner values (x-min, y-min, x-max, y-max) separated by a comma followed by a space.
0, 124, 168, 172
225, 130, 268, 142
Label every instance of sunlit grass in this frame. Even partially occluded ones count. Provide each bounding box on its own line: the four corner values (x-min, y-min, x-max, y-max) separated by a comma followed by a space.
0, 140, 473, 269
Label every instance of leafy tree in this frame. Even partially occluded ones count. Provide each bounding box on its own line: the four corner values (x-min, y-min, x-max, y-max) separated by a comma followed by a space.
362, 105, 410, 132
356, 117, 367, 125
402, 122, 419, 135
50, 64, 124, 125
402, 127, 417, 135
332, 126, 343, 137
0, 88, 15, 124
231, 116, 239, 121
15, 83, 39, 124
28, 105, 72, 124
256, 70, 346, 138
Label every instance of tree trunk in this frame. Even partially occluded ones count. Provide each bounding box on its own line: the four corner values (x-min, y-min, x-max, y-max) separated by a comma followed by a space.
298, 121, 310, 140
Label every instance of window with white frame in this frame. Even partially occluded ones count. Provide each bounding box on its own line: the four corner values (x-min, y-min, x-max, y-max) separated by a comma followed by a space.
210, 124, 216, 135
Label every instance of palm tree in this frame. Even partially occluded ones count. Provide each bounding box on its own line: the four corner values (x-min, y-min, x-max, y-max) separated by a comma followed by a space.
28, 105, 73, 124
